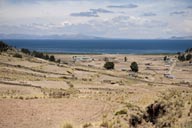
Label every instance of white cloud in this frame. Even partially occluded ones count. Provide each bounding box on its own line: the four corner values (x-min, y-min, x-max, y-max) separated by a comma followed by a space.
107, 4, 138, 9
0, 0, 192, 38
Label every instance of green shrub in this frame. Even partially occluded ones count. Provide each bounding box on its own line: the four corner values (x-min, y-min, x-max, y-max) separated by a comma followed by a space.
13, 53, 22, 58
32, 51, 44, 58
124, 56, 127, 62
130, 62, 138, 72
178, 54, 186, 61
49, 55, 55, 62
21, 48, 30, 54
104, 62, 114, 70
185, 48, 192, 53
0, 41, 9, 52
186, 54, 192, 61
32, 51, 56, 62
129, 115, 142, 127
45, 54, 49, 60
164, 56, 167, 61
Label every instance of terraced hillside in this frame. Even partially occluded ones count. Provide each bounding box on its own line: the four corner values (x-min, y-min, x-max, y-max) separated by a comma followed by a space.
0, 43, 191, 128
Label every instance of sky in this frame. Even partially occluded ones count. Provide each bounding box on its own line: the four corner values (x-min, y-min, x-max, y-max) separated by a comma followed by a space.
0, 0, 192, 39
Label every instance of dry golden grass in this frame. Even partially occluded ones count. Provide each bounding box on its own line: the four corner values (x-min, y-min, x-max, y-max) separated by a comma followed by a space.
0, 52, 192, 128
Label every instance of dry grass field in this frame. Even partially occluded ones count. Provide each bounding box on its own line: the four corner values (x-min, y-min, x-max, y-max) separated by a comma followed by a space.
0, 51, 192, 128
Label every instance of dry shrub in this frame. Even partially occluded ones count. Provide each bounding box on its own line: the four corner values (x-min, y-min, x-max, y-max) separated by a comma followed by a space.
63, 123, 73, 128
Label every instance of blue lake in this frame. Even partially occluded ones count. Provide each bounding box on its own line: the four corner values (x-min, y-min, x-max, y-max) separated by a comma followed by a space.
3, 39, 192, 54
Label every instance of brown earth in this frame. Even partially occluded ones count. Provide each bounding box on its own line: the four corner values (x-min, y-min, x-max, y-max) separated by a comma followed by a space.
0, 52, 191, 128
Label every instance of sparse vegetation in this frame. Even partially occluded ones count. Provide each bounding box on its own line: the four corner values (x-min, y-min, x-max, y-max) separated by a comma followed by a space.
130, 62, 138, 72
143, 102, 166, 124
63, 123, 73, 128
0, 41, 10, 52
49, 55, 55, 62
186, 54, 192, 61
104, 62, 114, 70
32, 50, 45, 58
100, 120, 111, 128
178, 48, 192, 61
21, 48, 31, 55
82, 123, 92, 128
115, 109, 127, 115
164, 56, 167, 61
178, 54, 186, 61
0, 44, 191, 128
13, 53, 22, 58
129, 115, 142, 127
45, 54, 49, 60
41, 88, 70, 98
124, 56, 127, 62
32, 50, 57, 62
185, 48, 192, 53
103, 57, 109, 62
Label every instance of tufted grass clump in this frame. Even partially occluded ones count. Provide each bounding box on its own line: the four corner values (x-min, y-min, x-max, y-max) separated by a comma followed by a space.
82, 122, 92, 128
115, 109, 127, 115
63, 123, 73, 128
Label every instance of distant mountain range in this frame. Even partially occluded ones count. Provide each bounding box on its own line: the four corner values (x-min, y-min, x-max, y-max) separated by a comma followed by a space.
170, 36, 192, 40
0, 33, 106, 40
0, 33, 192, 40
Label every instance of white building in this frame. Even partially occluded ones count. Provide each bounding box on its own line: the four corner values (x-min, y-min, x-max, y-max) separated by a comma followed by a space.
73, 56, 93, 62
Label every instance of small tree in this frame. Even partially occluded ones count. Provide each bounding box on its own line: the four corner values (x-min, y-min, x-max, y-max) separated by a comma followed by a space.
130, 62, 138, 72
45, 54, 49, 60
32, 51, 44, 58
185, 48, 192, 53
0, 41, 9, 52
49, 55, 55, 62
124, 56, 127, 62
186, 54, 192, 61
164, 56, 167, 61
178, 54, 185, 61
21, 48, 30, 55
104, 62, 114, 70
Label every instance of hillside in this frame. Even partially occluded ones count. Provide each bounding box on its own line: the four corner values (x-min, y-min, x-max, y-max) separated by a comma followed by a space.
0, 41, 192, 128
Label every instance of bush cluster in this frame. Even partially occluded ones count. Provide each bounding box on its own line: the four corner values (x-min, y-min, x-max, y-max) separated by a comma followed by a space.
13, 53, 22, 58
0, 41, 10, 52
164, 56, 167, 61
185, 48, 192, 53
104, 62, 114, 70
178, 48, 192, 61
26, 50, 59, 62
21, 48, 31, 55
178, 54, 192, 61
130, 62, 138, 72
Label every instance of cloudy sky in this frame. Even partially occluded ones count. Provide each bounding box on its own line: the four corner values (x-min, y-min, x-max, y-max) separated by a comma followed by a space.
0, 0, 192, 39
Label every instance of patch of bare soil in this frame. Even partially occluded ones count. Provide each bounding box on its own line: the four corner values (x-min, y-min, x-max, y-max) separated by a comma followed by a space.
0, 99, 111, 128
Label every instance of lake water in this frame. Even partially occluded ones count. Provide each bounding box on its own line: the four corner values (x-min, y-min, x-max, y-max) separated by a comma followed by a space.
3, 39, 192, 54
